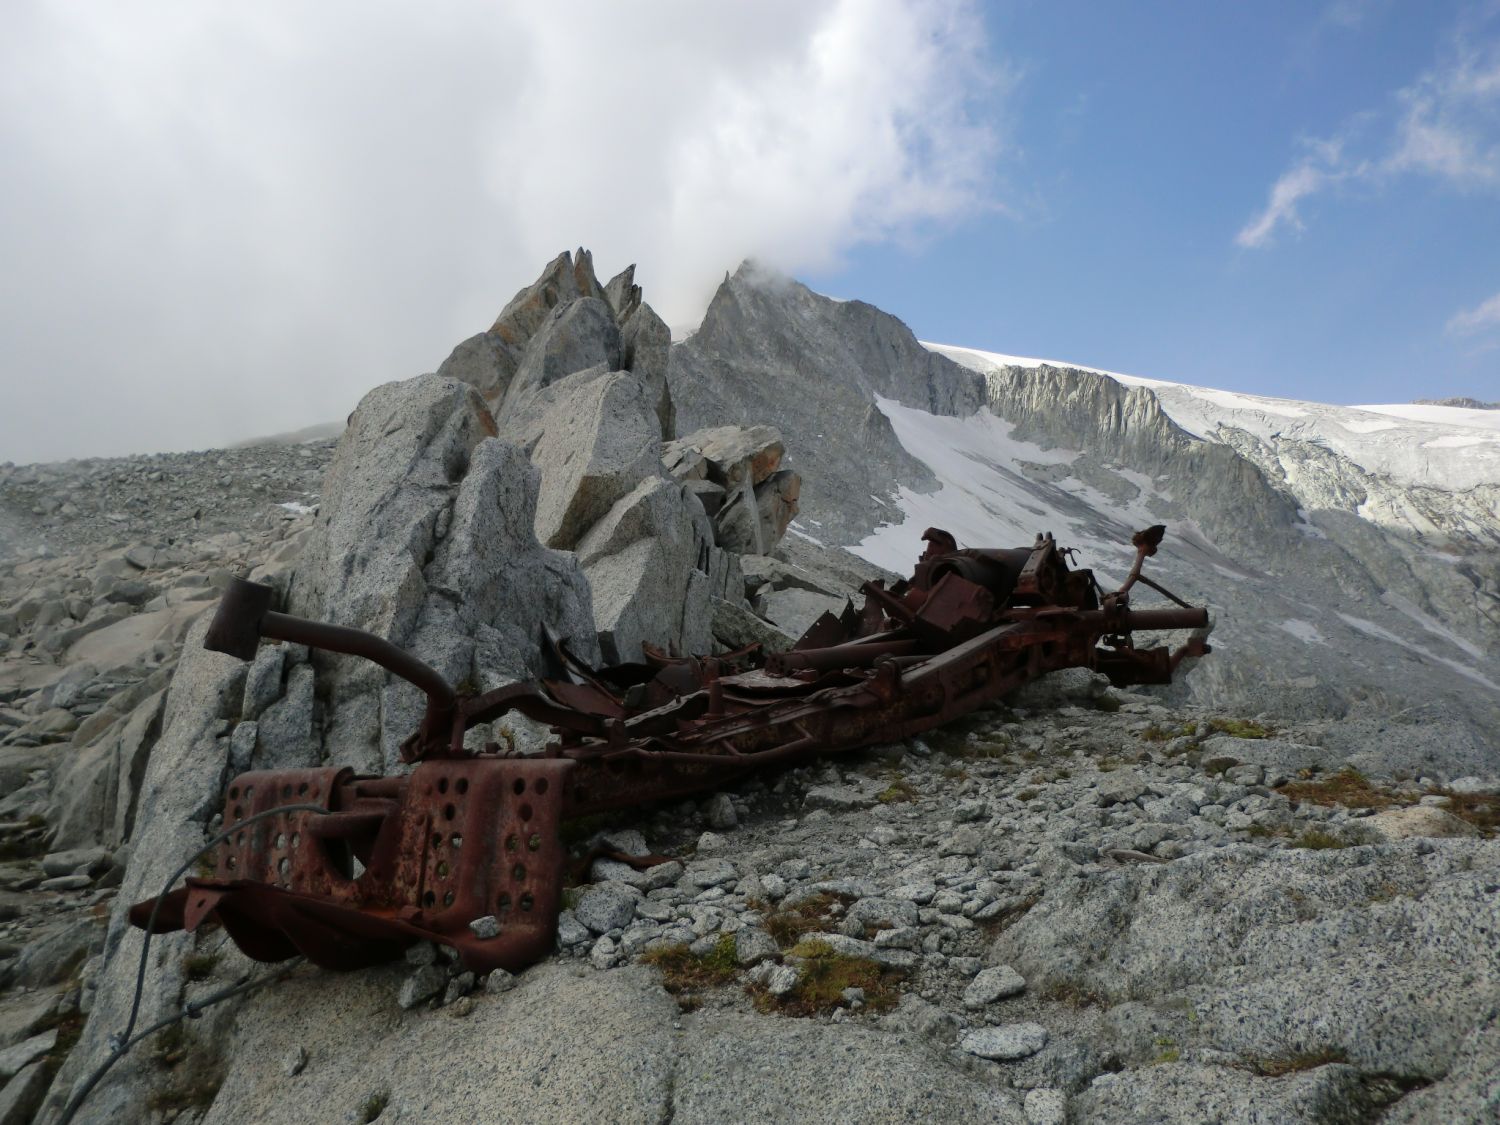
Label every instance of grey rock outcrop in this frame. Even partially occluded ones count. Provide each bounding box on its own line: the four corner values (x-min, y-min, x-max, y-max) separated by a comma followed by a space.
286, 374, 597, 770
434, 331, 517, 403
577, 475, 719, 663
442, 249, 674, 445
42, 613, 252, 1119
45, 685, 165, 849
440, 250, 760, 663
500, 297, 623, 419
492, 248, 610, 344
1073, 1061, 1387, 1124
525, 370, 662, 551
664, 425, 801, 555
992, 841, 1500, 1094
437, 248, 611, 407
716, 468, 800, 556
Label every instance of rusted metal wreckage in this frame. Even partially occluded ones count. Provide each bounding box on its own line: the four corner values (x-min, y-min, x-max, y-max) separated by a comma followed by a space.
131, 525, 1210, 976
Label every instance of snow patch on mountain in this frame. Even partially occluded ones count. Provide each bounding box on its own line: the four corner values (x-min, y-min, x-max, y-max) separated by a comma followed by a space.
850, 396, 1157, 583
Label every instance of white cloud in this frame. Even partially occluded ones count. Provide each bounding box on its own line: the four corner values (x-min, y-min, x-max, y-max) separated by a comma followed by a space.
1235, 155, 1341, 248
1237, 18, 1500, 248
1385, 39, 1500, 184
1446, 291, 1500, 335
0, 0, 1001, 463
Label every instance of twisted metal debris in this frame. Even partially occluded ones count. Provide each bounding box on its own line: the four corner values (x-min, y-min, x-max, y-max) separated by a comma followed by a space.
131, 525, 1211, 975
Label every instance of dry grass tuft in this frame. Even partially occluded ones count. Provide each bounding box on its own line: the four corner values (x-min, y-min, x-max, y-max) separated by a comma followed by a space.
1288, 829, 1349, 850
1138, 721, 1195, 744
1277, 769, 1398, 811
1433, 790, 1500, 836
1038, 976, 1107, 1008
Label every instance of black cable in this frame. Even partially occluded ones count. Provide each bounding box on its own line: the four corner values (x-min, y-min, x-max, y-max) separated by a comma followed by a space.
58, 802, 329, 1125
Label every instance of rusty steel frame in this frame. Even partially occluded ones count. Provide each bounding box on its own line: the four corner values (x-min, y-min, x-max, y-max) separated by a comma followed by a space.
131, 526, 1211, 976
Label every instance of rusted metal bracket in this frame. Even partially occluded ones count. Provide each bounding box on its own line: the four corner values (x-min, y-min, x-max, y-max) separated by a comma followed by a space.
134, 526, 1212, 975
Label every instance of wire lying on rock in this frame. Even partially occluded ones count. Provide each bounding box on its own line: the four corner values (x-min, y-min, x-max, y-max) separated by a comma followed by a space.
58, 804, 329, 1125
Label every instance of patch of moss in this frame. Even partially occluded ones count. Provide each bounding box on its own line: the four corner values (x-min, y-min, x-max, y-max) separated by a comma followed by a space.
148, 1070, 224, 1116
1152, 1036, 1180, 1065
925, 714, 1009, 758
640, 934, 739, 1008
152, 1024, 190, 1069
145, 1023, 226, 1115
0, 832, 43, 862
751, 940, 898, 1017
876, 778, 918, 804
37, 1010, 83, 1083
1364, 881, 1407, 904
979, 892, 1041, 935
1277, 771, 1498, 839
1207, 717, 1274, 739
958, 737, 1012, 760
1245, 823, 1291, 840
760, 892, 853, 948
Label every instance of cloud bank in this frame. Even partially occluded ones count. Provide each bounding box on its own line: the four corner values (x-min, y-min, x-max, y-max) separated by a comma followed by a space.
0, 0, 999, 463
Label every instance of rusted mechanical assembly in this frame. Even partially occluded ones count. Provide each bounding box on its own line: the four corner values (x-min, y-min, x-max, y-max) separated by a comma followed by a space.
132, 527, 1211, 976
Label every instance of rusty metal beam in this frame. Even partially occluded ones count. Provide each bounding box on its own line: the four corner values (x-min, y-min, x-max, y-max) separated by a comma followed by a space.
133, 526, 1213, 976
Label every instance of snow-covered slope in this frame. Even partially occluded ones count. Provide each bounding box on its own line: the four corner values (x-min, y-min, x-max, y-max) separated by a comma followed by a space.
928, 343, 1500, 494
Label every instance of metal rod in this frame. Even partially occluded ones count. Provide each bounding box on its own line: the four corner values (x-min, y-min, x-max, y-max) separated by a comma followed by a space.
260, 611, 456, 710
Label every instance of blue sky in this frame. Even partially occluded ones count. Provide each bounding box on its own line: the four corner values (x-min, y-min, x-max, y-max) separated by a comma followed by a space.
2, 1, 1497, 463
808, 1, 1500, 405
